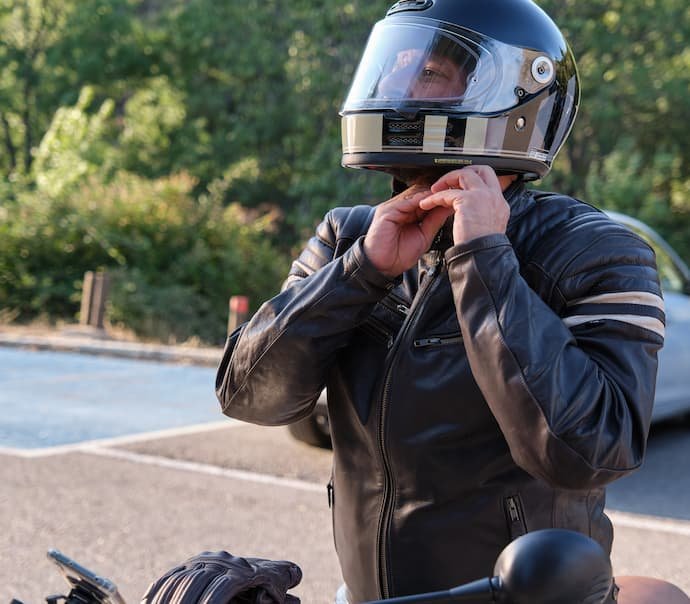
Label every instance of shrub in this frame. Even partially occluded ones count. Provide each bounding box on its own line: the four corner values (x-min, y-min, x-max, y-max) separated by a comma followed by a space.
0, 172, 288, 344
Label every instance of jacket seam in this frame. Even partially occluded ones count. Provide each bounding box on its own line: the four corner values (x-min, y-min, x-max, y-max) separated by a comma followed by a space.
557, 232, 655, 282
446, 239, 511, 264
316, 232, 336, 251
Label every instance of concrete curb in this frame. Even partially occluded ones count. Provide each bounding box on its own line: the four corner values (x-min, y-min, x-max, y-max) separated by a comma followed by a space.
0, 331, 222, 367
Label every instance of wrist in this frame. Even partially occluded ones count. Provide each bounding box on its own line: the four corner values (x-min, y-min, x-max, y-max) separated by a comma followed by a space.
356, 237, 400, 286
362, 236, 398, 279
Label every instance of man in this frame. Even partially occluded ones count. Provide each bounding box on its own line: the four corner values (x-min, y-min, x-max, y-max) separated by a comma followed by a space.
217, 1, 688, 602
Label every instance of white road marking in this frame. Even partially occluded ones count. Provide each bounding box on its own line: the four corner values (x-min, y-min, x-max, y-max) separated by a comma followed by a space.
84, 446, 323, 493
79, 447, 690, 535
606, 510, 690, 537
3, 419, 689, 537
0, 420, 239, 458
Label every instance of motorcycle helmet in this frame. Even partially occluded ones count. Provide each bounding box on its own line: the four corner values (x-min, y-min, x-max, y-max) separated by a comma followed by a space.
340, 0, 580, 181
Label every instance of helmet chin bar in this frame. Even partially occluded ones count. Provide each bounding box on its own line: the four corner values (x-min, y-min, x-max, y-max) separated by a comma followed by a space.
341, 151, 542, 182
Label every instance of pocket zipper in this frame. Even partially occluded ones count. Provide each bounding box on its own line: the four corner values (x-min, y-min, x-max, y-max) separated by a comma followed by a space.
414, 333, 463, 348
327, 480, 334, 508
505, 495, 527, 539
380, 295, 410, 318
361, 317, 394, 349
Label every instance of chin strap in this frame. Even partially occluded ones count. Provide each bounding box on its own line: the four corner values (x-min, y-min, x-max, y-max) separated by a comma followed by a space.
391, 177, 408, 196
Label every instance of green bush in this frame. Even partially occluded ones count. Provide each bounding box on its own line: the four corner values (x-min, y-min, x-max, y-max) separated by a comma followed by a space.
0, 172, 288, 344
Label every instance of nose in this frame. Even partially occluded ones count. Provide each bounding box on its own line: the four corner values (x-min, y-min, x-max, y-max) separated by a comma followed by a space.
378, 63, 421, 99
378, 72, 409, 99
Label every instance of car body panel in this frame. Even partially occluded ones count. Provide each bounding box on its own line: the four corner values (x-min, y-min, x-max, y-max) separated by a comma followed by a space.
607, 211, 690, 424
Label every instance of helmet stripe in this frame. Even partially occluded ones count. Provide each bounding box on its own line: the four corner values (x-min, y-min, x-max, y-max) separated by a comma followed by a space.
422, 116, 448, 153
464, 117, 489, 154
529, 94, 556, 154
342, 114, 383, 153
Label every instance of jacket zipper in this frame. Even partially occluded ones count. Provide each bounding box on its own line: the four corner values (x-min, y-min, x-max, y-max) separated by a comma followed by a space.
376, 254, 443, 599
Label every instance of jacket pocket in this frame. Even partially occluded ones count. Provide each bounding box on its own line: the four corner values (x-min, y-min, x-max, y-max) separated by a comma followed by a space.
413, 332, 463, 348
358, 315, 394, 348
379, 292, 410, 319
504, 494, 528, 540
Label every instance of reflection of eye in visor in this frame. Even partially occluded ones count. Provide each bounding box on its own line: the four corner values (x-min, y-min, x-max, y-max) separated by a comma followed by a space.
342, 21, 555, 115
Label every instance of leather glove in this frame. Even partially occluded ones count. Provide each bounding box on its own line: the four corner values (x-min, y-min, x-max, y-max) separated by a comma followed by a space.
140, 550, 302, 604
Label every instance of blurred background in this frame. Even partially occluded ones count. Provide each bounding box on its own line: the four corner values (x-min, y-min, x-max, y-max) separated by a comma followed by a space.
1, 0, 689, 345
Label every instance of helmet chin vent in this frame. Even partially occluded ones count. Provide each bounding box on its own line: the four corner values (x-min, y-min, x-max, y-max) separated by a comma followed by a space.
384, 118, 423, 147
387, 0, 433, 15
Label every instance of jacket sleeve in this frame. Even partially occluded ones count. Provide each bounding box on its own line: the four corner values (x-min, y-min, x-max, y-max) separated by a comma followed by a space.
216, 207, 394, 426
445, 215, 665, 490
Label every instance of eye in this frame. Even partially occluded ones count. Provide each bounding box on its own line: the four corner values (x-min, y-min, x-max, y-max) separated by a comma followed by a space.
421, 68, 441, 81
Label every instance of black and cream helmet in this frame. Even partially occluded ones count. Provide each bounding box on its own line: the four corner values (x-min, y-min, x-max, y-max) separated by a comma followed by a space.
340, 0, 580, 181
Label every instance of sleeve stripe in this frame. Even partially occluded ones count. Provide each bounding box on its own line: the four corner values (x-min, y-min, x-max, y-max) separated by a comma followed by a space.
565, 302, 665, 323
566, 291, 665, 311
563, 314, 665, 338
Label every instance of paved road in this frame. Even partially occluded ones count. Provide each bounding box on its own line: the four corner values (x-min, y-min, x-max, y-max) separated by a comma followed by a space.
1, 346, 689, 602
0, 348, 220, 449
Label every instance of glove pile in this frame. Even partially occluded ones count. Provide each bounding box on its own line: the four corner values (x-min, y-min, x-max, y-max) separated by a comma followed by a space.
141, 551, 302, 604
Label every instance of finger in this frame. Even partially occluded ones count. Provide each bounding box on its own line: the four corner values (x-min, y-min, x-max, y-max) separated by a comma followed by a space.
418, 205, 454, 241
418, 188, 465, 211
430, 166, 500, 193
463, 165, 501, 190
429, 167, 482, 192
379, 189, 432, 220
454, 167, 486, 191
429, 169, 465, 193
391, 183, 431, 201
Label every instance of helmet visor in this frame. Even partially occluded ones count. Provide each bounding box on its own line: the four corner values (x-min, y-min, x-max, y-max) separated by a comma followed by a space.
342, 20, 554, 115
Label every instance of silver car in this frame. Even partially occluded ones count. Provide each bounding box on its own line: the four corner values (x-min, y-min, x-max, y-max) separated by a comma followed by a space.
608, 211, 690, 422
289, 212, 690, 447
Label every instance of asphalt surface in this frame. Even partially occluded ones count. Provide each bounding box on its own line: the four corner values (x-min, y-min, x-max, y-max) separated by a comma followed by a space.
2, 425, 339, 604
1, 328, 689, 602
0, 329, 340, 604
0, 348, 220, 449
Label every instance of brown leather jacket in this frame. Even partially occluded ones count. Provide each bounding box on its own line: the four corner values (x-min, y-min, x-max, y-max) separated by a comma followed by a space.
216, 184, 665, 603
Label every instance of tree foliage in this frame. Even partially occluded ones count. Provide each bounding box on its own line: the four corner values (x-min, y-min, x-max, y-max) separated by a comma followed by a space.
0, 172, 286, 342
1, 0, 690, 339
538, 0, 690, 257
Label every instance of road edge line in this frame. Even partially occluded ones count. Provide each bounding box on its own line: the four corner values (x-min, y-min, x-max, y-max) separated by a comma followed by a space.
83, 446, 324, 493
0, 420, 240, 458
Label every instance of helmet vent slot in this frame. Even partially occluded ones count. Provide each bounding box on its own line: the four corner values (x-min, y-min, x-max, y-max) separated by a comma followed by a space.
387, 0, 433, 16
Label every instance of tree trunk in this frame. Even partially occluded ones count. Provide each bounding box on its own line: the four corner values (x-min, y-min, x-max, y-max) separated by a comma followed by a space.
22, 85, 32, 173
1, 112, 17, 173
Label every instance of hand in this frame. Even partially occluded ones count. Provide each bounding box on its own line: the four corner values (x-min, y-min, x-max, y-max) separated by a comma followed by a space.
363, 184, 453, 278
418, 166, 510, 245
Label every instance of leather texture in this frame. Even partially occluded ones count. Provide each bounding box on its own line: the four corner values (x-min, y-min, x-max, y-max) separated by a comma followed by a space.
140, 551, 302, 604
216, 184, 664, 603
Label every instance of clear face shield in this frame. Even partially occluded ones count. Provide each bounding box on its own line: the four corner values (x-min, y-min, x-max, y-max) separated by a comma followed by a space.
341, 20, 557, 116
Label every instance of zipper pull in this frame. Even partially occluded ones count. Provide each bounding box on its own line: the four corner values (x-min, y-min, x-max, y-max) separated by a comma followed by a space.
507, 497, 520, 522
396, 303, 409, 316
505, 495, 527, 538
414, 337, 442, 347
327, 480, 334, 508
427, 254, 443, 278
